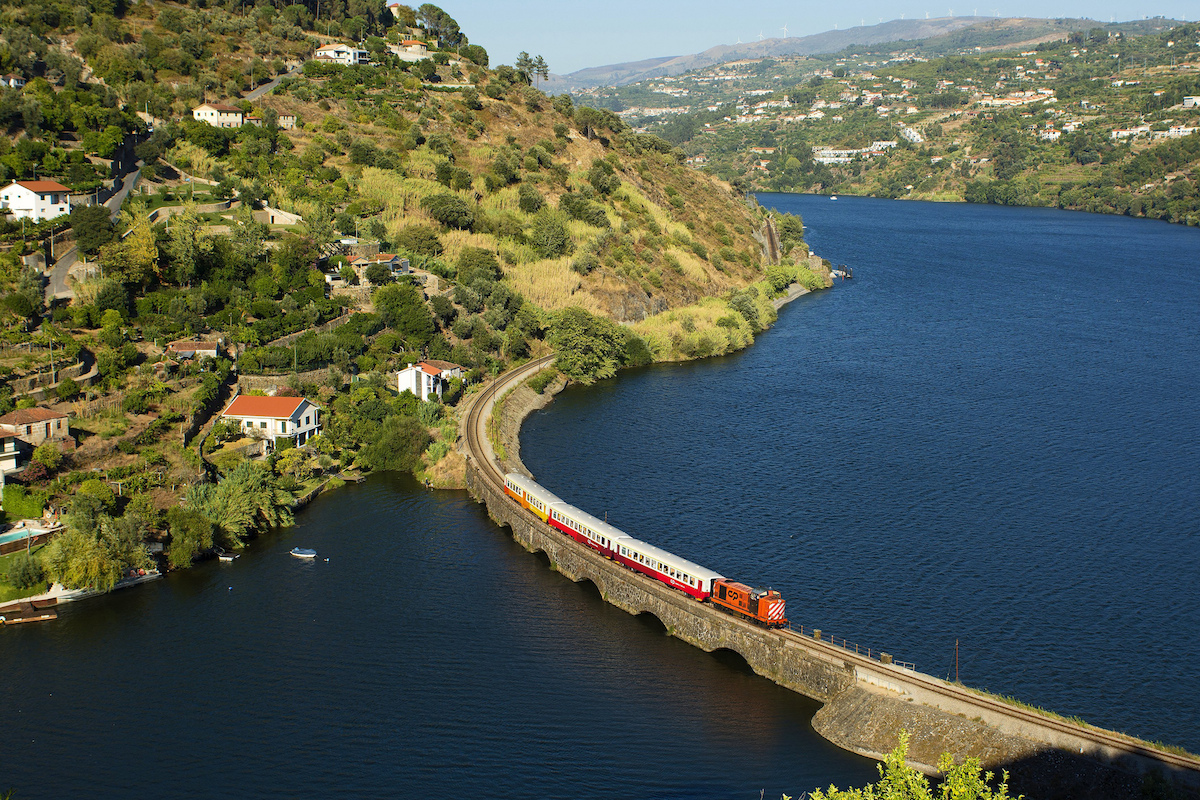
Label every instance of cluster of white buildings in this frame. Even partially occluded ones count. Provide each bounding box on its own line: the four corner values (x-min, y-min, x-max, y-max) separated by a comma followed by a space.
811, 141, 897, 165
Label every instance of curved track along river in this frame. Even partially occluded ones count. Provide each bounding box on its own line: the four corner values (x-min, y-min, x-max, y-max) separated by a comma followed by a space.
461, 358, 1200, 798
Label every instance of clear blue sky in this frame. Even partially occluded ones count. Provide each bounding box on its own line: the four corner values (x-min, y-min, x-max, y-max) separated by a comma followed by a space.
439, 1, 1197, 74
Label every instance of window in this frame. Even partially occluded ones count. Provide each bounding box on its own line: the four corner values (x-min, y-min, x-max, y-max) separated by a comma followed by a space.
260, 421, 267, 429
280, 421, 287, 433
305, 415, 310, 425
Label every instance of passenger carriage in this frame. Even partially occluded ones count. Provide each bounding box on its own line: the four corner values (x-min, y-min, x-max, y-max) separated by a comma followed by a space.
612, 538, 724, 601
547, 501, 627, 560
503, 473, 562, 523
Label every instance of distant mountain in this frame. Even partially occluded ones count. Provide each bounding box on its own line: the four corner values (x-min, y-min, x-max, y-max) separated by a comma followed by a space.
545, 15, 1188, 91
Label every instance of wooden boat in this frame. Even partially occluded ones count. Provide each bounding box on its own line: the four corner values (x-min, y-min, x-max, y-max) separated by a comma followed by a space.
290, 547, 317, 559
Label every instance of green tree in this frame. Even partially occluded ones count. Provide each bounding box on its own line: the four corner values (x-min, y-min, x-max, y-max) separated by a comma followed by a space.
31, 441, 62, 471
70, 205, 114, 257
365, 262, 394, 286
421, 193, 475, 230
42, 509, 151, 592
416, 3, 463, 46
809, 732, 1015, 800
185, 460, 294, 548
529, 208, 572, 258
359, 414, 430, 472
6, 551, 46, 590
165, 507, 215, 569
373, 282, 435, 346
548, 306, 625, 384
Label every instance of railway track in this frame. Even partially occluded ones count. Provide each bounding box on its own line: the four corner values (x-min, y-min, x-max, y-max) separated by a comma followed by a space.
463, 357, 1200, 781
776, 625, 1200, 773
464, 354, 556, 488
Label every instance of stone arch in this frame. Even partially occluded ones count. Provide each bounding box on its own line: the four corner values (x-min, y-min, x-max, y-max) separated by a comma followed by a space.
633, 610, 668, 634
709, 646, 755, 674
573, 576, 603, 599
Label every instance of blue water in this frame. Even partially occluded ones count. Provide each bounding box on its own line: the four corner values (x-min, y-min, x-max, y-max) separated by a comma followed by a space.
523, 194, 1200, 752
0, 473, 876, 798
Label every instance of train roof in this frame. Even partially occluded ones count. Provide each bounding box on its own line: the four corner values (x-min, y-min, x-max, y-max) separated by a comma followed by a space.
621, 536, 724, 582
548, 501, 632, 545
504, 472, 564, 505
511, 474, 723, 584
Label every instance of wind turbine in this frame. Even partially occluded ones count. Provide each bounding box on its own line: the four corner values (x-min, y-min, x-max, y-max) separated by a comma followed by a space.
781, 23, 788, 37
925, 11, 929, 19
736, 35, 743, 44
757, 30, 765, 40
993, 9, 999, 17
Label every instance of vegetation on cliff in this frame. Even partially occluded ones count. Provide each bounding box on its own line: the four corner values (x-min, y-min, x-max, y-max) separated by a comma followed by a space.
0, 1, 820, 594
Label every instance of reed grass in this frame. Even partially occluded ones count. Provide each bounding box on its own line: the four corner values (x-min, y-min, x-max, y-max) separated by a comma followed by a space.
632, 297, 753, 362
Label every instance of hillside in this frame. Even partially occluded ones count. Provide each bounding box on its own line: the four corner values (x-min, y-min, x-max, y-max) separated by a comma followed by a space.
0, 2, 825, 596
548, 16, 1187, 92
620, 19, 1200, 226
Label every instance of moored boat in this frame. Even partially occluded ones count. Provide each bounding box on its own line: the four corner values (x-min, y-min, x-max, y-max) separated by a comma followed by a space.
290, 547, 317, 559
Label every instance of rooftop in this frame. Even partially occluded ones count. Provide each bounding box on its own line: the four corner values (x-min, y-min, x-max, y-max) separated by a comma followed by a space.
222, 395, 311, 419
12, 180, 71, 193
0, 407, 70, 425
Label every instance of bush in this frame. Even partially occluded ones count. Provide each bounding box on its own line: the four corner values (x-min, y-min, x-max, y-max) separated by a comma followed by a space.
31, 442, 62, 471
54, 376, 80, 401
559, 192, 610, 228
527, 368, 558, 393
396, 225, 444, 256
517, 183, 544, 214
421, 193, 475, 230
6, 552, 46, 590
360, 414, 430, 472
78, 478, 117, 512
529, 209, 573, 258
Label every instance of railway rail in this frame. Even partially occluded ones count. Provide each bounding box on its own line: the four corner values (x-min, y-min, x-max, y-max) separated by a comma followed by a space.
463, 357, 1200, 784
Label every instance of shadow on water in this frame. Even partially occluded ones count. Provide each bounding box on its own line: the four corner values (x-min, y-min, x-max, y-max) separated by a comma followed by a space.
633, 610, 668, 634
710, 646, 755, 675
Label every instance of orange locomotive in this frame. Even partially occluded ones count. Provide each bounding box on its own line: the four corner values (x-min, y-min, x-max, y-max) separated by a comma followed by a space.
709, 579, 788, 628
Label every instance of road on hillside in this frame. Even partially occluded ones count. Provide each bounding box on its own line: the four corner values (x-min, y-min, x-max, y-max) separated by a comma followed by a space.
245, 67, 300, 102
45, 160, 142, 301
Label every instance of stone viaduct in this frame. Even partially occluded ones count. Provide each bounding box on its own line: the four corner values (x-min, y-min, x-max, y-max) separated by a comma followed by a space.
461, 356, 1200, 798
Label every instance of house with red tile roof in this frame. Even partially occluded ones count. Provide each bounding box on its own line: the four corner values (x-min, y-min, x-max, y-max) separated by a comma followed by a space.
0, 180, 71, 221
220, 395, 321, 448
397, 360, 463, 401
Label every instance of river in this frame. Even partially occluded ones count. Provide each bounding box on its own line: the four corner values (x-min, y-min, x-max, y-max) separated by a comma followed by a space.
522, 194, 1200, 756
2, 196, 1197, 798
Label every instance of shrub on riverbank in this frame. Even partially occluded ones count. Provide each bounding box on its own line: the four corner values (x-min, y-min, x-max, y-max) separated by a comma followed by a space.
633, 297, 756, 362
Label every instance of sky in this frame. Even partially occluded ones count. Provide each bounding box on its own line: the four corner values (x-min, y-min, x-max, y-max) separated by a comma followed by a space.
437, 0, 1198, 75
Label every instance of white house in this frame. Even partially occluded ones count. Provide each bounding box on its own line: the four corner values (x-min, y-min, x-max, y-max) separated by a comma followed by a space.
398, 360, 463, 401
192, 103, 245, 128
2, 74, 25, 89
166, 339, 224, 359
221, 395, 321, 448
387, 39, 431, 62
313, 43, 370, 66
0, 180, 71, 221
1183, 97, 1199, 108
0, 433, 24, 475
278, 113, 298, 130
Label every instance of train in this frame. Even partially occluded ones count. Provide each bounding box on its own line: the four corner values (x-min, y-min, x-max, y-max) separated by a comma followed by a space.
503, 472, 788, 628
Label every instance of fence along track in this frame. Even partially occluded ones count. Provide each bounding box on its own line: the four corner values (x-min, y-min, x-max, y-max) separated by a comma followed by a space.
464, 357, 1200, 781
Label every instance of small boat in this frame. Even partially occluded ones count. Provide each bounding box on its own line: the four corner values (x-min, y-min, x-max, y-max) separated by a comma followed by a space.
830, 195, 838, 201
290, 547, 317, 559
217, 552, 239, 562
